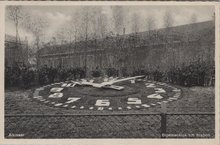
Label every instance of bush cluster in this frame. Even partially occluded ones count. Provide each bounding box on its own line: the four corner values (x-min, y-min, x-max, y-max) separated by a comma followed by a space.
166, 63, 215, 87
91, 67, 102, 78
105, 68, 118, 77
103, 62, 214, 87
5, 66, 86, 88
37, 66, 86, 85
5, 61, 215, 89
5, 66, 36, 88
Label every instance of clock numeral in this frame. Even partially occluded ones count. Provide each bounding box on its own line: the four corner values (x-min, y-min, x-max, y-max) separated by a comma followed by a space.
63, 105, 68, 107
65, 97, 80, 104
147, 94, 163, 99
48, 93, 63, 98
98, 107, 104, 110
142, 104, 150, 108
61, 83, 67, 87
155, 88, 166, 93
33, 96, 42, 99
50, 87, 63, 93
145, 83, 156, 88
71, 83, 76, 87
127, 98, 142, 104
130, 80, 135, 84
95, 100, 110, 106
174, 92, 181, 97
61, 83, 75, 87
55, 103, 63, 106
173, 89, 181, 92
66, 83, 72, 87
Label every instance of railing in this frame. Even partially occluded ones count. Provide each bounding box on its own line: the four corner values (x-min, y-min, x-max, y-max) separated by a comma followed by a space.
5, 112, 214, 138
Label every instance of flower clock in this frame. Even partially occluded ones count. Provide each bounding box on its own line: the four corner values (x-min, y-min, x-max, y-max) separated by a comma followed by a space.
33, 76, 181, 111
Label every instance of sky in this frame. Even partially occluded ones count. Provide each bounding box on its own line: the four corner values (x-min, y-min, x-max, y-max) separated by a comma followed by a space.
5, 5, 214, 45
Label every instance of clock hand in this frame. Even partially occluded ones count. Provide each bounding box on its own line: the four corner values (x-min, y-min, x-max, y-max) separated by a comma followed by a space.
70, 75, 145, 90
84, 75, 145, 87
71, 80, 104, 88
101, 75, 145, 85
70, 80, 82, 85
93, 75, 145, 90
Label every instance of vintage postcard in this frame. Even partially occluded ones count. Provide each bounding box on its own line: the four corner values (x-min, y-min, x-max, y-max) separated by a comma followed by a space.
0, 1, 219, 145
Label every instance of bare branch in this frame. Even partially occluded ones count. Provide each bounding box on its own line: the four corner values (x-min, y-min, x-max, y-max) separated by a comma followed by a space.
146, 14, 156, 31
163, 10, 174, 28
111, 6, 125, 35
131, 13, 140, 33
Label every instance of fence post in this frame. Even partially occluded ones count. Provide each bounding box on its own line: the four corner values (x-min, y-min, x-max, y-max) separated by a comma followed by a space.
161, 102, 167, 138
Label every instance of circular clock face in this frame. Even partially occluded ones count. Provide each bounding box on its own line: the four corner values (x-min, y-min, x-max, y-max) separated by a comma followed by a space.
32, 78, 181, 112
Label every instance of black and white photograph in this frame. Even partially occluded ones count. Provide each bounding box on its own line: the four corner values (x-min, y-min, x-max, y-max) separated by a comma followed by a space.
4, 4, 216, 139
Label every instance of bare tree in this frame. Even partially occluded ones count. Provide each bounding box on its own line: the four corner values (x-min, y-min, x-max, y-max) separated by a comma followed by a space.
23, 14, 49, 69
97, 12, 108, 70
79, 7, 91, 74
190, 13, 198, 24
111, 6, 125, 35
163, 10, 174, 29
69, 8, 89, 42
55, 28, 65, 45
146, 14, 156, 46
112, 6, 128, 75
97, 13, 108, 39
88, 7, 103, 71
25, 16, 49, 51
69, 7, 109, 74
6, 6, 25, 44
70, 11, 81, 43
89, 7, 102, 39
6, 6, 29, 66
146, 14, 156, 32
130, 13, 141, 71
55, 24, 73, 45
131, 13, 140, 33
163, 9, 175, 68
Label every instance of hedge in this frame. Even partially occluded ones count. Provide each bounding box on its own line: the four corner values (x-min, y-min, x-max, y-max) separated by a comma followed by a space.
5, 62, 215, 89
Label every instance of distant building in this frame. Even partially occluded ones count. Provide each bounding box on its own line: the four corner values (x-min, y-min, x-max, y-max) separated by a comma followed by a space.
38, 21, 215, 74
5, 35, 29, 68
